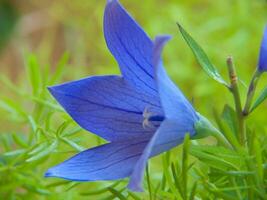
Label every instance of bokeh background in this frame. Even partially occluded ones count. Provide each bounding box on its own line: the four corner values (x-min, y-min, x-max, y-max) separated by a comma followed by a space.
0, 0, 266, 199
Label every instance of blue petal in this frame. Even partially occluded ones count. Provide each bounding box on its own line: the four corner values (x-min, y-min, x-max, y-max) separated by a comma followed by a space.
258, 26, 267, 72
153, 36, 198, 123
45, 137, 150, 181
49, 75, 162, 142
127, 119, 191, 191
104, 0, 158, 97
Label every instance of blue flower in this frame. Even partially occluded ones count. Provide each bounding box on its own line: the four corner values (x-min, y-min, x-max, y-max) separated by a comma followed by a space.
258, 26, 267, 72
45, 0, 199, 192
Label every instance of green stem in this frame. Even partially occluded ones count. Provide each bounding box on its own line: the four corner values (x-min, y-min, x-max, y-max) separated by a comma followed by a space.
194, 114, 232, 149
243, 70, 262, 116
226, 57, 246, 146
212, 128, 233, 149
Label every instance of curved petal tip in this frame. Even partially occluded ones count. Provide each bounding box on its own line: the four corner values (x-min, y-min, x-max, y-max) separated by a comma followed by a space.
47, 86, 55, 93
44, 168, 55, 178
154, 35, 172, 46
106, 0, 118, 6
152, 35, 172, 67
127, 181, 143, 192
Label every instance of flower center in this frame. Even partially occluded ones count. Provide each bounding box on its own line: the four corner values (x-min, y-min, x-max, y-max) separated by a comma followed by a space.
142, 107, 164, 129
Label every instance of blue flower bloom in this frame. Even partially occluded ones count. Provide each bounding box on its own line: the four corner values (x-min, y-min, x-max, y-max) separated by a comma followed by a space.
258, 26, 267, 72
45, 0, 199, 191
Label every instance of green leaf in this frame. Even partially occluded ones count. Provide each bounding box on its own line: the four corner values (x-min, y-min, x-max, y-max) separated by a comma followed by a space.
30, 96, 63, 112
28, 142, 47, 155
252, 138, 264, 181
213, 108, 240, 149
250, 86, 267, 112
27, 115, 38, 132
12, 133, 28, 148
80, 182, 120, 196
61, 126, 83, 137
0, 74, 25, 96
107, 187, 127, 200
0, 98, 27, 118
162, 154, 182, 198
25, 53, 42, 96
60, 137, 85, 152
221, 104, 238, 137
170, 163, 183, 198
145, 165, 152, 200
127, 191, 142, 200
177, 23, 228, 87
26, 140, 58, 162
182, 134, 190, 199
190, 145, 242, 171
189, 182, 198, 200
3, 149, 26, 157
49, 52, 70, 85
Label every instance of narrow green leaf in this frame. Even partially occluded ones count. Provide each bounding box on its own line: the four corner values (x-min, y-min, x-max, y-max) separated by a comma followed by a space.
206, 182, 239, 200
103, 188, 125, 200
253, 139, 264, 181
0, 98, 27, 118
162, 154, 182, 198
56, 121, 70, 136
251, 86, 267, 112
189, 182, 198, 200
65, 182, 80, 191
127, 191, 141, 200
80, 182, 120, 196
25, 53, 42, 96
156, 190, 175, 199
0, 74, 25, 96
223, 171, 254, 176
27, 115, 37, 132
145, 165, 152, 200
28, 142, 47, 155
26, 140, 58, 162
60, 137, 85, 152
61, 126, 83, 137
170, 163, 184, 198
177, 23, 228, 87
213, 108, 240, 149
182, 134, 190, 199
46, 180, 70, 188
30, 96, 63, 112
12, 133, 28, 148
190, 145, 240, 170
3, 149, 26, 157
107, 187, 127, 200
221, 104, 238, 136
49, 52, 70, 85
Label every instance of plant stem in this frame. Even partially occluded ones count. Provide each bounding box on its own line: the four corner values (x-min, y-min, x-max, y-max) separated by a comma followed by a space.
146, 165, 153, 200
212, 128, 233, 149
226, 57, 246, 146
243, 70, 262, 116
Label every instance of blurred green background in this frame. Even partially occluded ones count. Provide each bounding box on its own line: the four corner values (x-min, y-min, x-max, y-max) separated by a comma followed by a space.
0, 0, 266, 199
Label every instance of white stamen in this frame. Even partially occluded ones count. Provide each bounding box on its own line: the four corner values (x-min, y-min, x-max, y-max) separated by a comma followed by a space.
142, 107, 154, 129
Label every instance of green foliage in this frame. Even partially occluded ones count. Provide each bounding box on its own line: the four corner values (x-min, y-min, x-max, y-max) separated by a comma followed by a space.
251, 85, 267, 112
177, 23, 228, 87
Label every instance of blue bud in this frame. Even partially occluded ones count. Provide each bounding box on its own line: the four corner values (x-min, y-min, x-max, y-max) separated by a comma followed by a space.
258, 26, 267, 72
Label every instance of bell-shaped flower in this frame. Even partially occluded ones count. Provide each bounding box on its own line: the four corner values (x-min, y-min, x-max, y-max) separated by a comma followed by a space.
45, 0, 214, 191
258, 26, 267, 72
